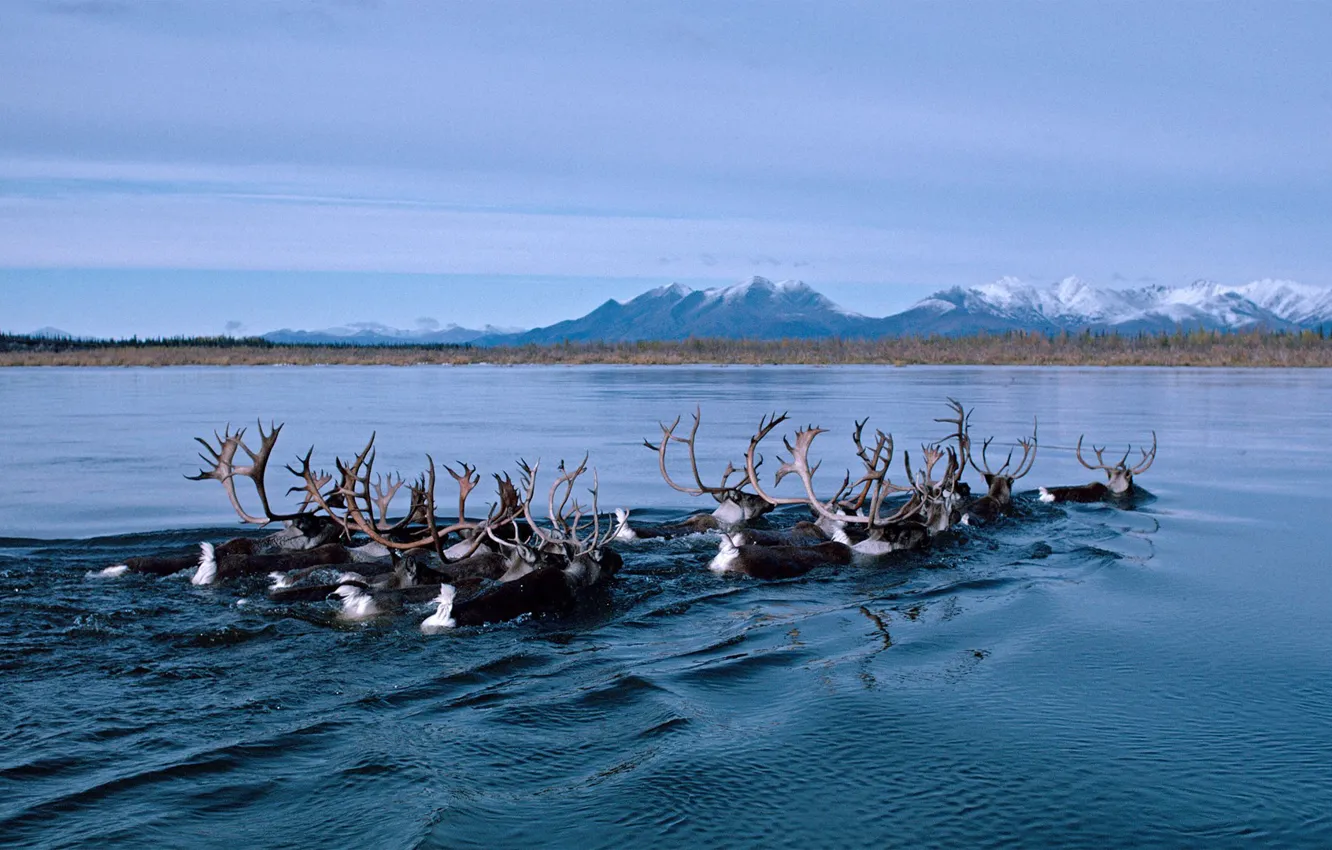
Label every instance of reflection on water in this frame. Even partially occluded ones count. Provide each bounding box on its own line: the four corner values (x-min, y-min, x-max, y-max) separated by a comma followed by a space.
1, 366, 1331, 847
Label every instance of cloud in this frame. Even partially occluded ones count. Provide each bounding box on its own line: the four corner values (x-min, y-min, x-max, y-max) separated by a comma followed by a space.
224, 319, 245, 335
2, 2, 1330, 297
415, 316, 439, 331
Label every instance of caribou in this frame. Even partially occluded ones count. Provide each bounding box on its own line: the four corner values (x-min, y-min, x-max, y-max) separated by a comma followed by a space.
612, 508, 720, 541
646, 400, 1146, 580
100, 424, 351, 579
952, 401, 1039, 525
1039, 432, 1157, 503
709, 533, 852, 579
321, 451, 626, 626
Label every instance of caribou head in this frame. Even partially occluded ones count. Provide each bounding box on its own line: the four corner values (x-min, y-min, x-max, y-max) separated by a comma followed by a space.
964, 418, 1038, 516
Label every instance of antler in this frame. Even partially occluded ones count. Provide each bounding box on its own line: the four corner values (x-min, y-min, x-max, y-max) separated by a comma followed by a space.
1076, 433, 1144, 474
743, 412, 811, 508
1130, 431, 1157, 475
444, 462, 481, 524
337, 451, 482, 553
514, 457, 618, 556
569, 469, 622, 554
333, 432, 381, 529
936, 398, 972, 457
285, 447, 351, 535
839, 417, 895, 514
1010, 421, 1039, 481
906, 444, 947, 490
968, 418, 1039, 481
285, 448, 334, 515
774, 425, 886, 528
515, 459, 566, 551
746, 414, 916, 528
548, 455, 589, 540
188, 421, 305, 525
644, 407, 746, 500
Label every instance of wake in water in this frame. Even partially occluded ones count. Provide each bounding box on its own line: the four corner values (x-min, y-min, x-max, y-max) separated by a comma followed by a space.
1, 466, 1170, 850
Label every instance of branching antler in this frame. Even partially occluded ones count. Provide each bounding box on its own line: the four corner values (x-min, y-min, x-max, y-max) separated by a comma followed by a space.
839, 417, 895, 514
1129, 431, 1157, 475
444, 462, 480, 525
514, 456, 619, 556
336, 451, 484, 554
1076, 431, 1156, 476
752, 420, 916, 529
285, 449, 334, 515
188, 421, 306, 525
644, 407, 747, 502
190, 421, 625, 566
285, 447, 351, 535
936, 398, 972, 457
743, 413, 809, 508
968, 419, 1039, 482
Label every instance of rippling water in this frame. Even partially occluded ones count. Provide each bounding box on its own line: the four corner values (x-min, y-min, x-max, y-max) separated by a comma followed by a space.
2, 366, 1331, 848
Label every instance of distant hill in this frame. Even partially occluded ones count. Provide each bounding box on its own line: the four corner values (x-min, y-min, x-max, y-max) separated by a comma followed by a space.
262, 321, 523, 346
29, 326, 75, 339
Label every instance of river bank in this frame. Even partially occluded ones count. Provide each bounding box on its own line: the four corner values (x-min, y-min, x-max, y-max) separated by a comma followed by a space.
3, 331, 1332, 367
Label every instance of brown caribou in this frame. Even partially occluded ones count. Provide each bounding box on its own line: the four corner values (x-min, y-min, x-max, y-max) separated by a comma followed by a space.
1039, 432, 1157, 503
958, 407, 1039, 525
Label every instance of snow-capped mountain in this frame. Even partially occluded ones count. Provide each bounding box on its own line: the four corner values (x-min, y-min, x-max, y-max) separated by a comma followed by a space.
893, 277, 1331, 335
1219, 279, 1332, 327
488, 276, 883, 344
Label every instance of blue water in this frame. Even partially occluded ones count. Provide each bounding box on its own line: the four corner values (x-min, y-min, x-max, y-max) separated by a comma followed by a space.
2, 365, 1330, 848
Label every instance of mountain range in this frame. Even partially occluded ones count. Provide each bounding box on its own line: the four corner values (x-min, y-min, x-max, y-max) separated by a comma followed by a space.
257, 276, 1332, 345
261, 321, 523, 346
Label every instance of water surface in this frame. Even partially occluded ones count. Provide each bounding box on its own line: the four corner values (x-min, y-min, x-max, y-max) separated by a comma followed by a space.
2, 366, 1330, 847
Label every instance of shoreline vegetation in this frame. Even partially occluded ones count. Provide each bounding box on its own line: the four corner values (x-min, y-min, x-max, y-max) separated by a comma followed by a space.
3, 329, 1332, 368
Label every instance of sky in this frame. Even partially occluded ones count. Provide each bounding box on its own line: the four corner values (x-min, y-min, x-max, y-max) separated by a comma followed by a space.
2, 0, 1330, 338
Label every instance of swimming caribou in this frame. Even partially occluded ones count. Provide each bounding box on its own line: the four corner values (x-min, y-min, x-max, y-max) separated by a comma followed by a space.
1039, 432, 1157, 503
947, 399, 1039, 525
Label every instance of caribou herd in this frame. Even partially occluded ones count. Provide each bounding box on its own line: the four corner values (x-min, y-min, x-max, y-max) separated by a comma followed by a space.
101, 399, 1156, 632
